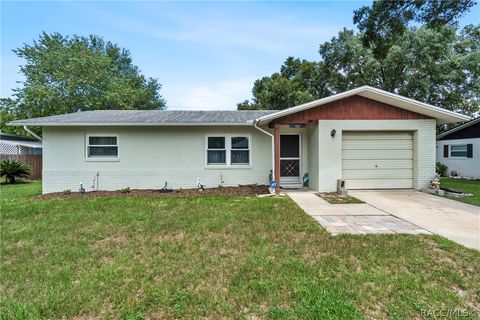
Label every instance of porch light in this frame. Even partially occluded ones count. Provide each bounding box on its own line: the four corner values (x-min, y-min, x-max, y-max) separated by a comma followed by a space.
330, 129, 336, 138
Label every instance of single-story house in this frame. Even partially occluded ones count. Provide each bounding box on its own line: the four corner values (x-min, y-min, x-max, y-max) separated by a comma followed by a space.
0, 132, 42, 155
436, 117, 479, 179
9, 86, 469, 194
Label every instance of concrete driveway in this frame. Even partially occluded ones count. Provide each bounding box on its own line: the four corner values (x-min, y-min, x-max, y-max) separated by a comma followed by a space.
350, 190, 480, 250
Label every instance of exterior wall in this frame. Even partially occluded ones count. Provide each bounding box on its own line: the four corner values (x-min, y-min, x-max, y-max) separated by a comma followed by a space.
436, 138, 480, 178
271, 95, 432, 125
306, 124, 319, 190
42, 126, 272, 194
315, 119, 436, 192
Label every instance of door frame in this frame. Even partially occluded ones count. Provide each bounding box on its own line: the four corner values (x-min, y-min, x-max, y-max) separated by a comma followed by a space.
279, 133, 302, 183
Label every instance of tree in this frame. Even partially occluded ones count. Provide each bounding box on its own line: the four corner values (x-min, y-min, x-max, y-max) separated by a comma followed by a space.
1, 32, 166, 134
319, 25, 480, 115
238, 1, 479, 116
353, 0, 476, 60
237, 57, 329, 110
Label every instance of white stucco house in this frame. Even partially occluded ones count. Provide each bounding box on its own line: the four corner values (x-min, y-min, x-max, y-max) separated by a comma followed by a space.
436, 117, 480, 179
9, 86, 469, 194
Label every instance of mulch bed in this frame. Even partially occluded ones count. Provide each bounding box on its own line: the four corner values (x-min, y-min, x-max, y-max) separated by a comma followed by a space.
37, 185, 270, 200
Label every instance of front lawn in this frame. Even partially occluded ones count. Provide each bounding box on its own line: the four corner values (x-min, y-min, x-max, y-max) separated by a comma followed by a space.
1, 182, 479, 319
441, 177, 480, 206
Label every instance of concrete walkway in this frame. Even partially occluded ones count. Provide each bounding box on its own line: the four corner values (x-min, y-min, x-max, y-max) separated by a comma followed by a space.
287, 191, 430, 236
350, 190, 480, 250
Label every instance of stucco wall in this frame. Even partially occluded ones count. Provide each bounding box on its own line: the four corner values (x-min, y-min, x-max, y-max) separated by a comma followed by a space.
306, 125, 319, 190
42, 126, 272, 193
316, 119, 436, 192
436, 138, 480, 178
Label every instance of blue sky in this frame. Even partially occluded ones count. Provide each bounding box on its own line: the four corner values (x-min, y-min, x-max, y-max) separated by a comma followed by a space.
1, 1, 479, 110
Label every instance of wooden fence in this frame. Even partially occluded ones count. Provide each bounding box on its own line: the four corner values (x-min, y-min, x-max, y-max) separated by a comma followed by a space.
0, 154, 42, 180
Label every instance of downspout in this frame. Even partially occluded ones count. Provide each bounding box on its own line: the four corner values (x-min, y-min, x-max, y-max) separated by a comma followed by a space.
23, 126, 42, 141
253, 119, 275, 182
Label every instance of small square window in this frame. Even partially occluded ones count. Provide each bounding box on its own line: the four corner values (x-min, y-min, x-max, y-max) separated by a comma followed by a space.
450, 145, 467, 157
231, 136, 249, 149
208, 137, 225, 149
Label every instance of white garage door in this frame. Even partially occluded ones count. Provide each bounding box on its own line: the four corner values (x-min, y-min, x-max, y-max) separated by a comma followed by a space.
342, 131, 413, 189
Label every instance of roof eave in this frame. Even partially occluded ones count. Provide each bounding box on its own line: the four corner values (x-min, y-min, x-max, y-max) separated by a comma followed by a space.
255, 86, 471, 125
8, 122, 254, 127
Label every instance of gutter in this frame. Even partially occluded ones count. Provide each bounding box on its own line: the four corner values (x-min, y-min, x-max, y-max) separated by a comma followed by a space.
23, 126, 43, 141
253, 119, 275, 182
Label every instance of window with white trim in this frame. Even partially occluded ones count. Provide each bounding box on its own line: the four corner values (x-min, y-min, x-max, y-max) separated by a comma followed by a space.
207, 136, 226, 164
450, 144, 467, 158
86, 136, 118, 158
206, 135, 250, 166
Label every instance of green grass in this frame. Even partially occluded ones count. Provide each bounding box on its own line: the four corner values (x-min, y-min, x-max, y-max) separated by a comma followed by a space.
441, 178, 480, 206
1, 182, 480, 319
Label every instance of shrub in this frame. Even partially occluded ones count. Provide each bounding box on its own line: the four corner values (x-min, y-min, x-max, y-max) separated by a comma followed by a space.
121, 187, 131, 194
63, 189, 71, 195
436, 162, 448, 177
0, 160, 31, 184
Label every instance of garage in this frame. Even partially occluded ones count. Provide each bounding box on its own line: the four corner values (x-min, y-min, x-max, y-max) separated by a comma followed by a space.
342, 131, 413, 189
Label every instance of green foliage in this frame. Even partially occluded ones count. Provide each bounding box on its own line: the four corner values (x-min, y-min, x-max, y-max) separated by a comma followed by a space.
353, 0, 476, 60
0, 160, 31, 184
441, 177, 480, 206
239, 1, 479, 117
120, 187, 131, 194
2, 32, 166, 134
63, 189, 72, 196
436, 162, 449, 177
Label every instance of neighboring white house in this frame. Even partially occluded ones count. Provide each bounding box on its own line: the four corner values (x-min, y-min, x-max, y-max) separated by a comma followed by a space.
436, 118, 480, 179
0, 132, 42, 155
9, 86, 469, 194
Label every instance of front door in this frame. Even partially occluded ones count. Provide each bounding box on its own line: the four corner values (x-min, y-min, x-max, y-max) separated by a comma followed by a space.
280, 134, 301, 185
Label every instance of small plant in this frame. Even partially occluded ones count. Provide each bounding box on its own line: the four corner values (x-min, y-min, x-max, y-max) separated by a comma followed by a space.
63, 189, 72, 195
121, 187, 131, 194
436, 162, 448, 177
0, 160, 31, 184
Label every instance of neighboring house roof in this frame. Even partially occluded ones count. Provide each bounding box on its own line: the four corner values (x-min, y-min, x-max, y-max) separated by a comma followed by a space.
0, 132, 40, 143
8, 110, 278, 126
255, 86, 470, 125
0, 140, 42, 148
436, 117, 480, 140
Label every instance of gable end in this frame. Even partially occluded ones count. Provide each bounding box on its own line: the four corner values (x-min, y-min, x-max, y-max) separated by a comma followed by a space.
270, 95, 433, 126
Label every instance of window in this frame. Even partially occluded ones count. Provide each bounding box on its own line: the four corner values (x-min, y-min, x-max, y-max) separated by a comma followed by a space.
207, 136, 226, 164
450, 145, 467, 158
206, 135, 250, 166
231, 136, 250, 164
87, 136, 118, 158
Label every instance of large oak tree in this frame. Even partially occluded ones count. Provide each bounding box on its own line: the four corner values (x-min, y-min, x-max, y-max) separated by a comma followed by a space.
1, 32, 166, 134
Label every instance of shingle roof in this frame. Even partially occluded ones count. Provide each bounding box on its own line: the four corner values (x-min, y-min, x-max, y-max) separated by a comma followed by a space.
8, 110, 278, 126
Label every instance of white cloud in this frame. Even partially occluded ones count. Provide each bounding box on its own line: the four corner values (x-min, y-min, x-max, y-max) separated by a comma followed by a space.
162, 78, 255, 110
74, 2, 339, 54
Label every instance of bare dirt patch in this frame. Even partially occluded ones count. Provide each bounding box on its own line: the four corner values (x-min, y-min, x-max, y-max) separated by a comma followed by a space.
37, 185, 270, 200
317, 192, 364, 204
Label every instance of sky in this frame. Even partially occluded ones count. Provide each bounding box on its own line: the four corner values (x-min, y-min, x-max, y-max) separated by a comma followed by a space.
1, 1, 479, 110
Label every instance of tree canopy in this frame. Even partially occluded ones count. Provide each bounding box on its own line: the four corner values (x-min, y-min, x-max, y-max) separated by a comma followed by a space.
1, 32, 166, 135
238, 0, 479, 117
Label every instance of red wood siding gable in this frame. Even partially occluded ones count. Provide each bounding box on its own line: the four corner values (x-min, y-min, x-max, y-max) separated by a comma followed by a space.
270, 95, 432, 126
